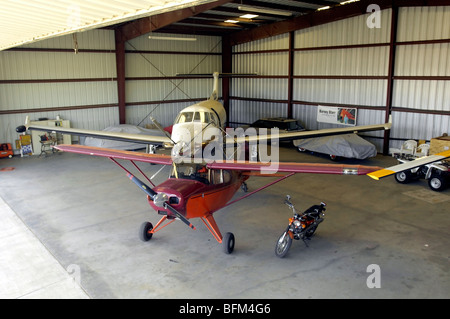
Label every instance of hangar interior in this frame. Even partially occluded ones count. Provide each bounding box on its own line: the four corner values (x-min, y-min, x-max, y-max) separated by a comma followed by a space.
0, 0, 449, 299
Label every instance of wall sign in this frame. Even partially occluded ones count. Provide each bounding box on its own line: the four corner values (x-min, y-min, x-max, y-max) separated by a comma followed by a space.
317, 106, 357, 126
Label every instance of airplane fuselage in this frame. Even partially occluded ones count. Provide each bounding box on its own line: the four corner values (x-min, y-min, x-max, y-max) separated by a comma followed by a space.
169, 72, 227, 158
170, 98, 226, 158
148, 165, 247, 219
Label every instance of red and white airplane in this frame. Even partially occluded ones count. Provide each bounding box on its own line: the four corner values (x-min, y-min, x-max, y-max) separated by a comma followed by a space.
17, 72, 447, 254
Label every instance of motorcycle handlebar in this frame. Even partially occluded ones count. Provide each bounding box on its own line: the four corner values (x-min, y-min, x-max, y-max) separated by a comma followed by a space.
284, 196, 326, 213
284, 200, 294, 209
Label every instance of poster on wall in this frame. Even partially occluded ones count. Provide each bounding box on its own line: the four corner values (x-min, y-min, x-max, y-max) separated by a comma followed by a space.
317, 106, 357, 126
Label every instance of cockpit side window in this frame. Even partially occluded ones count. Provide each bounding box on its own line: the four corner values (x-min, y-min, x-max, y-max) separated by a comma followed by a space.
175, 110, 219, 126
204, 112, 210, 123
209, 112, 219, 126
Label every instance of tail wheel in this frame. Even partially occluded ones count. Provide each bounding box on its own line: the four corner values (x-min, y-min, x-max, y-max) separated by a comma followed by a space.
275, 231, 292, 258
139, 222, 153, 241
223, 232, 235, 254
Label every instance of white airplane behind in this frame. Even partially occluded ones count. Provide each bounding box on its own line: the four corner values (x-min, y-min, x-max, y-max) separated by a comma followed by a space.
16, 71, 392, 161
169, 72, 226, 158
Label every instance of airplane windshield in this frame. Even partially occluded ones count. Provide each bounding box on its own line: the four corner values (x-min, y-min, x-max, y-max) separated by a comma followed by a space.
175, 111, 217, 125
175, 112, 194, 124
170, 164, 231, 185
170, 164, 209, 184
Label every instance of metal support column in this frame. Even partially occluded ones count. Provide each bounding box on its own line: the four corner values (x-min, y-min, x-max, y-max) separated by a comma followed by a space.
383, 6, 399, 155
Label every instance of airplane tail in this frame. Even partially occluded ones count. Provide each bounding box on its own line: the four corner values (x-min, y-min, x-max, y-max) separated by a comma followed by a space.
210, 72, 219, 101
175, 72, 257, 101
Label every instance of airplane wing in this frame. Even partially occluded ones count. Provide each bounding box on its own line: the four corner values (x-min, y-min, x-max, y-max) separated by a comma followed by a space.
206, 160, 383, 209
207, 160, 382, 176
17, 118, 173, 147
226, 118, 392, 145
367, 150, 450, 180
54, 144, 382, 177
54, 145, 173, 165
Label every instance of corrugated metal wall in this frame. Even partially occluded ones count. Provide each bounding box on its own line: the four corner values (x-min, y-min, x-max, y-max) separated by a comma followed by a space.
230, 10, 392, 151
0, 30, 118, 145
2, 5, 449, 152
0, 30, 222, 147
293, 9, 391, 151
391, 6, 450, 147
231, 34, 289, 125
230, 6, 450, 152
124, 33, 222, 127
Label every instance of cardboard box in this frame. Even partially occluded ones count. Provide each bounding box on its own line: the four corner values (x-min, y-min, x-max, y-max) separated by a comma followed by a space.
430, 135, 450, 155
20, 134, 31, 145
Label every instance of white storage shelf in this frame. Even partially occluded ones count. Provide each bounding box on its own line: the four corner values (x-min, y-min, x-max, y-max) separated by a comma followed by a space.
30, 120, 71, 155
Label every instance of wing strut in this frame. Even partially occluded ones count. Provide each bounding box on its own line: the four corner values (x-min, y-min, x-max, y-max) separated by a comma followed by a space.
224, 172, 296, 208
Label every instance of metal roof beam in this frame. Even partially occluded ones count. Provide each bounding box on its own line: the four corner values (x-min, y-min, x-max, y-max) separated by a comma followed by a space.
227, 0, 450, 46
117, 0, 233, 41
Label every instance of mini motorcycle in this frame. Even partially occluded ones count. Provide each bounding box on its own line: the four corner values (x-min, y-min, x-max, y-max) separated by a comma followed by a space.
275, 195, 326, 258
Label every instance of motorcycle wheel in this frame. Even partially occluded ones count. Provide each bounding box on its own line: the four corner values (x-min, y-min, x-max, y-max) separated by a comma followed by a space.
275, 231, 292, 258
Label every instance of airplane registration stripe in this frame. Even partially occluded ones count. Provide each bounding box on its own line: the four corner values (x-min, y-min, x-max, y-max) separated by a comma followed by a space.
436, 149, 450, 158
368, 149, 450, 180
367, 169, 396, 180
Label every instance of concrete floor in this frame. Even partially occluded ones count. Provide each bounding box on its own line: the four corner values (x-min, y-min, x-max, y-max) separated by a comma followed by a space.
1, 145, 449, 299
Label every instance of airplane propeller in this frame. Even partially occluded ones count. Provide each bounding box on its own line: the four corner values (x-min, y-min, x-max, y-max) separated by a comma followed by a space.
127, 172, 195, 230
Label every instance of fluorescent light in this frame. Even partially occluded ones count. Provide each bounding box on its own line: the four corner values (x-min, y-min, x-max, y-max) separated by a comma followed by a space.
340, 0, 359, 4
317, 6, 331, 11
240, 14, 259, 19
148, 36, 197, 41
238, 5, 292, 17
225, 19, 239, 23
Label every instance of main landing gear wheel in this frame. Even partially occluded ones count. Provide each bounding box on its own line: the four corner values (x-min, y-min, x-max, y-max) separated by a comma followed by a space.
223, 232, 235, 254
139, 222, 153, 241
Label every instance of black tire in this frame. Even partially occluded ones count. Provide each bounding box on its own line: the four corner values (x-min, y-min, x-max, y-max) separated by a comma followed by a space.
223, 232, 235, 254
139, 222, 153, 242
395, 171, 413, 184
428, 174, 447, 192
275, 231, 292, 258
